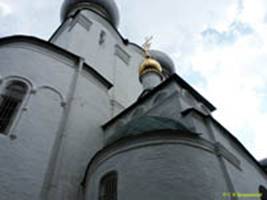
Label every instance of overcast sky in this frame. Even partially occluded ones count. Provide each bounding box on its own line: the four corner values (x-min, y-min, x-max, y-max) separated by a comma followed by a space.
0, 0, 266, 160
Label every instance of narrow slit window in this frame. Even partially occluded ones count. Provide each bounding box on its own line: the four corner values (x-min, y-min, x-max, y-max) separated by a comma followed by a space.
0, 81, 28, 134
99, 171, 117, 200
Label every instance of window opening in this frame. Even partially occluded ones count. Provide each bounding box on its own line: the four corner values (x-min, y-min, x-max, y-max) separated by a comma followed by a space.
0, 81, 28, 134
99, 171, 117, 200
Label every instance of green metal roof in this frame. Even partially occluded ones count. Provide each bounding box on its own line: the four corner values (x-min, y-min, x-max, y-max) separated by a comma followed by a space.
106, 116, 190, 145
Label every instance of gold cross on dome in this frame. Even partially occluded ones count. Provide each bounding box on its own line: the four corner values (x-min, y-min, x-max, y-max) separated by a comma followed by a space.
142, 36, 153, 56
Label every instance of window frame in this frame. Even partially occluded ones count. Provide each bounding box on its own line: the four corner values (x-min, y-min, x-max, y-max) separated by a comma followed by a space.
0, 80, 30, 136
259, 185, 267, 200
99, 171, 118, 200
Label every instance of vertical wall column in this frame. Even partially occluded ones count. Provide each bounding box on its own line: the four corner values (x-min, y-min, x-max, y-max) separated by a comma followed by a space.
41, 58, 84, 200
206, 119, 238, 200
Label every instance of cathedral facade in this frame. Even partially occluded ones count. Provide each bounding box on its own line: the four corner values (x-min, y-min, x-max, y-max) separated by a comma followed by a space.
0, 0, 266, 199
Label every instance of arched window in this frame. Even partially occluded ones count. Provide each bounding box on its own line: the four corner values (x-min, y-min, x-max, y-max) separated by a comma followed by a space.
0, 81, 28, 135
99, 171, 117, 200
259, 185, 267, 200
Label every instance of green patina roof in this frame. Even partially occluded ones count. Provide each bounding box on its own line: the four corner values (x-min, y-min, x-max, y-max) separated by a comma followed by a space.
106, 116, 190, 145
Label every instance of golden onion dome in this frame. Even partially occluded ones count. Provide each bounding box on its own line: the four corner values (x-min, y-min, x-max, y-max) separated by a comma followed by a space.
139, 57, 163, 77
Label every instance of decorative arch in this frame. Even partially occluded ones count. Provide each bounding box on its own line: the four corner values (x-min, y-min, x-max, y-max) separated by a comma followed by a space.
36, 85, 66, 106
2, 75, 34, 90
1, 75, 35, 111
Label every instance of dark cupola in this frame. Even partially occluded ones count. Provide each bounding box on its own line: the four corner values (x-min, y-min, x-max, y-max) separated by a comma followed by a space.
149, 50, 175, 78
60, 0, 120, 28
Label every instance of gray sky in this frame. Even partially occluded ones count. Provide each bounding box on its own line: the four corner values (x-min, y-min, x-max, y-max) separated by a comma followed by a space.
0, 0, 266, 160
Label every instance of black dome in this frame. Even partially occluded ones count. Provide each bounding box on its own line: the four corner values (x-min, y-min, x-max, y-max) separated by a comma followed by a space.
61, 0, 120, 27
149, 50, 175, 77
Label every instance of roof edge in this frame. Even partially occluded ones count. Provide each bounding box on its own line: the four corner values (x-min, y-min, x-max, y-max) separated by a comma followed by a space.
182, 107, 267, 177
0, 35, 79, 62
103, 74, 216, 129
49, 9, 144, 55
0, 35, 113, 90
